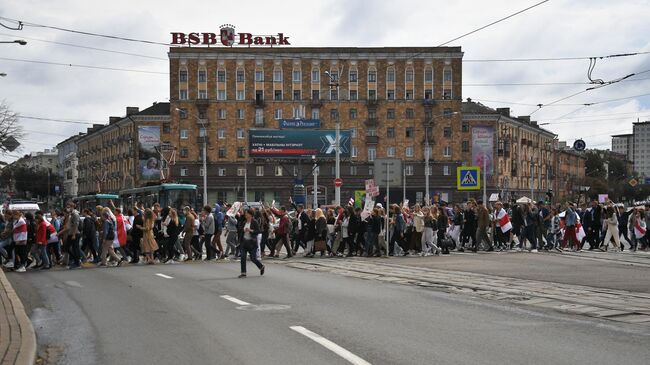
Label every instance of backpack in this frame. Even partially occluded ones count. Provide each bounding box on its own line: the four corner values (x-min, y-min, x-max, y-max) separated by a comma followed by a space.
106, 219, 115, 240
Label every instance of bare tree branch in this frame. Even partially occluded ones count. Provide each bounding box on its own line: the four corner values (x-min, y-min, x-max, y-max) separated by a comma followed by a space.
0, 99, 24, 154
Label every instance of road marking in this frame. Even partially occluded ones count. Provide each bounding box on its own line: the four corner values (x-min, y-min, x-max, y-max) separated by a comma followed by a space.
290, 326, 371, 365
155, 273, 173, 279
220, 295, 250, 306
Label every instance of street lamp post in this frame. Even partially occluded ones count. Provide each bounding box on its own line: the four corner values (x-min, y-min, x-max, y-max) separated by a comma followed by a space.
0, 40, 26, 45
325, 69, 341, 207
176, 108, 208, 206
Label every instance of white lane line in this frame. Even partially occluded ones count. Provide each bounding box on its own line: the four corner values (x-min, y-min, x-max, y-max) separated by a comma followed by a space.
220, 295, 251, 306
155, 273, 174, 279
290, 326, 371, 365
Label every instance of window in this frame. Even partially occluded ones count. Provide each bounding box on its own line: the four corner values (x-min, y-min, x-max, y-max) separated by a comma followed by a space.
256, 165, 264, 176
217, 70, 225, 82
237, 167, 246, 176
368, 147, 376, 161
350, 165, 357, 175
293, 105, 305, 119
424, 69, 433, 82
330, 166, 336, 175
179, 70, 188, 82
180, 167, 188, 176
444, 108, 453, 118
273, 69, 282, 82
311, 69, 320, 82
236, 70, 245, 82
312, 90, 320, 100
180, 129, 188, 139
218, 109, 226, 119
406, 108, 414, 119
369, 167, 374, 175
462, 122, 470, 133
217, 90, 226, 100
199, 127, 206, 137
349, 70, 358, 82
293, 90, 301, 100
387, 109, 395, 119
293, 70, 301, 82
406, 146, 414, 157
274, 166, 283, 176
444, 127, 452, 138
405, 69, 414, 82
424, 90, 432, 100
178, 108, 187, 119
274, 90, 282, 101
351, 146, 358, 157
198, 70, 207, 82
387, 90, 395, 100
443, 69, 452, 82
368, 110, 377, 119
349, 108, 357, 119
274, 108, 283, 120
236, 129, 245, 139
368, 90, 377, 100
351, 128, 357, 138
236, 90, 245, 100
163, 123, 171, 133
405, 165, 414, 175
218, 148, 226, 158
329, 70, 339, 82
443, 165, 450, 175
180, 148, 188, 157
443, 89, 452, 100
368, 70, 377, 82
255, 109, 264, 125
218, 168, 226, 176
349, 90, 358, 100
367, 128, 377, 136
330, 89, 338, 100
330, 109, 338, 119
255, 70, 264, 81
405, 90, 413, 100
311, 108, 320, 119
387, 128, 395, 138
236, 109, 245, 119
217, 129, 225, 139
179, 90, 188, 100
443, 146, 451, 157
199, 90, 208, 99
387, 69, 395, 82
387, 146, 396, 157
405, 128, 414, 138
237, 147, 245, 158
198, 111, 206, 119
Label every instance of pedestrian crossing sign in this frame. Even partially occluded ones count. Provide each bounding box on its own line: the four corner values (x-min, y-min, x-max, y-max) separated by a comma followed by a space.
457, 166, 481, 191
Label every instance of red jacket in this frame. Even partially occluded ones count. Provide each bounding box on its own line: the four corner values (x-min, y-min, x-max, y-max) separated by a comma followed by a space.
36, 220, 48, 245
115, 214, 129, 246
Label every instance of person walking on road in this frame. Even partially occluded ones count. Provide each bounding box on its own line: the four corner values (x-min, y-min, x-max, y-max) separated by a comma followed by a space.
600, 206, 621, 251
182, 206, 195, 261
562, 202, 580, 251
99, 208, 122, 267
239, 209, 265, 278
140, 209, 159, 264
475, 200, 493, 252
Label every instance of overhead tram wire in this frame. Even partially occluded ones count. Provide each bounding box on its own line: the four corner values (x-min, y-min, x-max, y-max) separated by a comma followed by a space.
19, 115, 102, 125
0, 57, 168, 75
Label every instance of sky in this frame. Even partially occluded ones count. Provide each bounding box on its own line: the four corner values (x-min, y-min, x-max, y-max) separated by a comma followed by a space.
1, 0, 649, 162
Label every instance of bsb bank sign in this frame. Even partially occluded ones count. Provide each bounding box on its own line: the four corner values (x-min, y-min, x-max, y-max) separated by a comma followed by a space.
171, 24, 290, 46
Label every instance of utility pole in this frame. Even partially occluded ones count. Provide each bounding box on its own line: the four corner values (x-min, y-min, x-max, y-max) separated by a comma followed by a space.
313, 158, 318, 209
530, 156, 534, 200
385, 161, 390, 257
402, 166, 406, 203
483, 154, 487, 204
244, 162, 248, 203
325, 69, 342, 207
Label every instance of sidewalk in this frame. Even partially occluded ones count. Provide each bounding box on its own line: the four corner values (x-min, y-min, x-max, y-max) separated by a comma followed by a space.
0, 270, 36, 365
280, 258, 650, 328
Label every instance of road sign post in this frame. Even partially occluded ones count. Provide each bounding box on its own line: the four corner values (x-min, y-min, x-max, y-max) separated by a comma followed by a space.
457, 166, 481, 191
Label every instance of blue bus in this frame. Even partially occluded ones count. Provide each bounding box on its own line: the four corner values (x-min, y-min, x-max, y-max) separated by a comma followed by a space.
119, 184, 197, 212
73, 193, 120, 212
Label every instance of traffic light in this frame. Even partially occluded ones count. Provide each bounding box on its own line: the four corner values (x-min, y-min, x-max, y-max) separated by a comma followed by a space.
545, 190, 553, 203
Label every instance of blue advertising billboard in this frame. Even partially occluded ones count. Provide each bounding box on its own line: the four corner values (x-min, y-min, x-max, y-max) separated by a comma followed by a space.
279, 119, 321, 129
249, 129, 351, 158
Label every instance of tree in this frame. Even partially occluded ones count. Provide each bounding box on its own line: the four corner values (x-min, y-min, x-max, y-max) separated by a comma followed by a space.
0, 164, 50, 198
0, 100, 24, 154
584, 151, 606, 179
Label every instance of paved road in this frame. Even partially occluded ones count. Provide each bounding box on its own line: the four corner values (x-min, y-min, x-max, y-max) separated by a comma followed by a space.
7, 260, 650, 365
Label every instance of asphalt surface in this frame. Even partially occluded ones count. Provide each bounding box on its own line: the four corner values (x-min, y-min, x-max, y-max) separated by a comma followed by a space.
7, 259, 650, 365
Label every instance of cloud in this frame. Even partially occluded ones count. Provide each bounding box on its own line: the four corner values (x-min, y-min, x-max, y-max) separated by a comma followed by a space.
0, 0, 649, 160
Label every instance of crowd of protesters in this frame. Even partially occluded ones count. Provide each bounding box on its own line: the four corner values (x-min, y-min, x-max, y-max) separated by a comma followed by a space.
1, 197, 648, 276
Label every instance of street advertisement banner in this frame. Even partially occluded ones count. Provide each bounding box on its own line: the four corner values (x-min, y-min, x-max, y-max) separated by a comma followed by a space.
138, 126, 161, 181
279, 119, 321, 129
472, 126, 494, 175
249, 129, 351, 158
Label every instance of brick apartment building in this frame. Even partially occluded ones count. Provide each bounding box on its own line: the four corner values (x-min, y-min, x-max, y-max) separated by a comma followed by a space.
168, 46, 464, 205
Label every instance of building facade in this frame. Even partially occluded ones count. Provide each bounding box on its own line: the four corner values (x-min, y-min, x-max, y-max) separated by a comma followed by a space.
632, 121, 650, 177
555, 142, 587, 203
461, 100, 556, 202
56, 134, 84, 200
611, 133, 633, 162
77, 103, 170, 194
168, 47, 464, 205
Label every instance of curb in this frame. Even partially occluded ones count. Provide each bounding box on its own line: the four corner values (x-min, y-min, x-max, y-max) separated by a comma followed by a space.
0, 270, 37, 365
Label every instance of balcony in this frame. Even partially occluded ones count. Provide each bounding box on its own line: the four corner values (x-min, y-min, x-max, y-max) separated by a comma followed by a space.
195, 118, 209, 125
366, 99, 379, 108
364, 117, 378, 127
195, 98, 209, 107
197, 136, 209, 144
365, 135, 379, 144
422, 98, 436, 107
253, 99, 265, 108
310, 99, 322, 108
